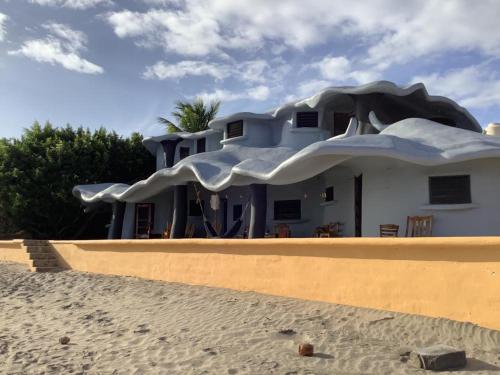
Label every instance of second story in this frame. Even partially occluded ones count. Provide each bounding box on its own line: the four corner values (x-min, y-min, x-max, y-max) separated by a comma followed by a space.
143, 129, 223, 171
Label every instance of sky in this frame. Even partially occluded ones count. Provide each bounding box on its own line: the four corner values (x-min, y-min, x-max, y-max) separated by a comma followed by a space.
1, 0, 500, 139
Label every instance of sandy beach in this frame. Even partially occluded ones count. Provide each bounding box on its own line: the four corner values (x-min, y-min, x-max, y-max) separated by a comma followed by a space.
0, 262, 499, 374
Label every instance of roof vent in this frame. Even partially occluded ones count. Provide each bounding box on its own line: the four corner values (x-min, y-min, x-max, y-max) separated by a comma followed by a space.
485, 123, 500, 136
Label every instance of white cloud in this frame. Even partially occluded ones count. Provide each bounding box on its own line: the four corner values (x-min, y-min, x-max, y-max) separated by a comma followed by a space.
0, 13, 8, 42
8, 23, 103, 74
412, 64, 500, 109
143, 58, 278, 84
144, 60, 229, 80
30, 0, 113, 9
196, 85, 271, 102
106, 1, 500, 72
310, 55, 381, 84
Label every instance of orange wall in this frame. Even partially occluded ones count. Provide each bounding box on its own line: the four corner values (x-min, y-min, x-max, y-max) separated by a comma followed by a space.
0, 240, 31, 266
38, 237, 500, 331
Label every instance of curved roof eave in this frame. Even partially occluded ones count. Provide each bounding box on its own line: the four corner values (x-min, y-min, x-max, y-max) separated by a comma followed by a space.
74, 118, 500, 204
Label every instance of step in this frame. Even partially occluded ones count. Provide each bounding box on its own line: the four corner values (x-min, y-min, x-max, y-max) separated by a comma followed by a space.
26, 245, 54, 253
32, 266, 60, 273
23, 240, 49, 246
31, 258, 59, 268
29, 252, 56, 260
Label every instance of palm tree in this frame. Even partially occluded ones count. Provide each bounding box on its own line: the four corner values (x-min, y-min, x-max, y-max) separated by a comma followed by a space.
158, 99, 221, 133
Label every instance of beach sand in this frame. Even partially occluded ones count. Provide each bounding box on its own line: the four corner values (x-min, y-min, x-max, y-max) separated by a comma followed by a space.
1, 262, 499, 374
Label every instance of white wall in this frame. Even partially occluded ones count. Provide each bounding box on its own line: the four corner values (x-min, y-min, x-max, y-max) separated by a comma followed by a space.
361, 158, 500, 236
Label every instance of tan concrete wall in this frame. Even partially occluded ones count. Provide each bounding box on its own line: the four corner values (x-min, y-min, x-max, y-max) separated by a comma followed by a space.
0, 240, 31, 266
40, 237, 500, 331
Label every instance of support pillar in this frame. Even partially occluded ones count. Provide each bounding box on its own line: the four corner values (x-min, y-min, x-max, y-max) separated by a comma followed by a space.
171, 184, 188, 238
249, 184, 267, 238
107, 201, 126, 239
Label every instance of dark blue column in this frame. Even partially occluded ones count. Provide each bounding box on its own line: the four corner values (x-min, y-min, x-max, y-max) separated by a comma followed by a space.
249, 184, 267, 238
171, 185, 188, 238
108, 201, 126, 239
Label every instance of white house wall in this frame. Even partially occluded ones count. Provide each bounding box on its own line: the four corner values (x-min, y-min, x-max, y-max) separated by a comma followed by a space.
361, 158, 500, 237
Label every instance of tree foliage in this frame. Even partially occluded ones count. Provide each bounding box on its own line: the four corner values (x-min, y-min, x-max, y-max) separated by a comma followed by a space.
0, 122, 155, 240
158, 99, 220, 133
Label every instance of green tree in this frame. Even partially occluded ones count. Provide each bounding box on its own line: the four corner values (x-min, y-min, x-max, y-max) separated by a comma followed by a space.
0, 122, 155, 240
158, 99, 220, 133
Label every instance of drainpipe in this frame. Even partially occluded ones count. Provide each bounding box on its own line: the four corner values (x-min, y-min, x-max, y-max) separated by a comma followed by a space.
249, 184, 267, 238
170, 184, 188, 238
108, 201, 126, 239
161, 139, 183, 168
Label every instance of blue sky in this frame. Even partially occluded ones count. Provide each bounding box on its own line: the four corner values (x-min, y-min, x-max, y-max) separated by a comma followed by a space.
1, 0, 500, 139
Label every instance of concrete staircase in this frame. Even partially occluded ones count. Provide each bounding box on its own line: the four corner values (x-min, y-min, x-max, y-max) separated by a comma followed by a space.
23, 240, 60, 272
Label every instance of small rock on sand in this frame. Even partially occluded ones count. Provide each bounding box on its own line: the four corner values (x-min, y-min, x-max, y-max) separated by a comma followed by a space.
298, 343, 314, 357
59, 336, 70, 345
409, 344, 466, 371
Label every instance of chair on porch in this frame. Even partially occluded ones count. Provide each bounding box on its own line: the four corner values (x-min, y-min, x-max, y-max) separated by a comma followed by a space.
405, 216, 433, 237
379, 224, 399, 237
275, 223, 291, 238
162, 223, 172, 239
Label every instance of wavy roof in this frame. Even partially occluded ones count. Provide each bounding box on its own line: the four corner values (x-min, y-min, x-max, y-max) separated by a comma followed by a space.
74, 119, 500, 204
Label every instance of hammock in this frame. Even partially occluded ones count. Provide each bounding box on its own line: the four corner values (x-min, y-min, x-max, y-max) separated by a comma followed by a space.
193, 183, 250, 238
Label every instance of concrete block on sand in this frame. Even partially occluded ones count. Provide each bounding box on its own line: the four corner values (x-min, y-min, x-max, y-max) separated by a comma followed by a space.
410, 345, 466, 371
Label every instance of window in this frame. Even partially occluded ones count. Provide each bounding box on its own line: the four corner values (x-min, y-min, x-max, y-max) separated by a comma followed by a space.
325, 186, 334, 202
189, 200, 204, 216
135, 203, 154, 238
274, 200, 301, 220
233, 204, 243, 221
429, 175, 471, 204
227, 120, 243, 138
179, 147, 190, 160
196, 138, 206, 153
296, 111, 318, 128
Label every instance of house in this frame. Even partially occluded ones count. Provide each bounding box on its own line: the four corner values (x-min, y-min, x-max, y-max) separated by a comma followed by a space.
73, 81, 500, 239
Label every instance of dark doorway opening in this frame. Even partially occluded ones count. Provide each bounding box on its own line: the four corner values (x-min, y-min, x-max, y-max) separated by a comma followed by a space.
354, 175, 362, 237
333, 112, 352, 136
135, 203, 154, 239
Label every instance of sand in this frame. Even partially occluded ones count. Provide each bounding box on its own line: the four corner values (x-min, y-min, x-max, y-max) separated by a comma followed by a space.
0, 262, 499, 375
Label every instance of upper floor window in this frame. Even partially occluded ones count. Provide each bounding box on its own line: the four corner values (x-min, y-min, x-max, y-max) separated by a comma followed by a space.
227, 120, 243, 138
296, 111, 318, 128
179, 147, 190, 160
324, 186, 334, 202
429, 175, 471, 204
274, 199, 301, 220
196, 138, 206, 153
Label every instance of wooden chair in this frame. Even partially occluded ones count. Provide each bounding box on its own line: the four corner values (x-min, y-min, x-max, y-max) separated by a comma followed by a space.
379, 224, 399, 237
275, 223, 291, 238
162, 223, 172, 239
405, 216, 433, 237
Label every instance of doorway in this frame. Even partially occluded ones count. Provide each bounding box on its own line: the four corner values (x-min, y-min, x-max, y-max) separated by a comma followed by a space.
135, 203, 154, 238
354, 175, 362, 237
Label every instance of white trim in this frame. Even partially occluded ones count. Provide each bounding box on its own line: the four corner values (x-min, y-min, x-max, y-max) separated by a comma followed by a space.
420, 203, 479, 211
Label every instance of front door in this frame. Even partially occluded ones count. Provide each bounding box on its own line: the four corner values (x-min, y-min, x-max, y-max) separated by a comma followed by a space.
135, 203, 154, 238
354, 175, 362, 237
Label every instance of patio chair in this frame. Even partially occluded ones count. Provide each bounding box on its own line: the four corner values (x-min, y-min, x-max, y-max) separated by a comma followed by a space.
405, 216, 433, 237
275, 223, 291, 238
185, 223, 196, 238
162, 223, 172, 239
379, 224, 399, 237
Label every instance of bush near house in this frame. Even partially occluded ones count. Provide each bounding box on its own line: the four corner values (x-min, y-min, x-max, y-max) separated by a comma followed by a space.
0, 122, 155, 240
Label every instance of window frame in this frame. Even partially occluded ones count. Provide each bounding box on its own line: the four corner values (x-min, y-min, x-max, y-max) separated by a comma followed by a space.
428, 175, 471, 205
226, 120, 244, 139
296, 111, 319, 128
274, 199, 301, 220
196, 138, 206, 153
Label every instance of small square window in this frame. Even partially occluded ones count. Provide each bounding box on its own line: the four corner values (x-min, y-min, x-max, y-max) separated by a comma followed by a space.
429, 175, 471, 204
179, 147, 190, 160
325, 186, 334, 202
274, 200, 301, 220
296, 112, 318, 128
233, 204, 243, 221
227, 120, 243, 138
